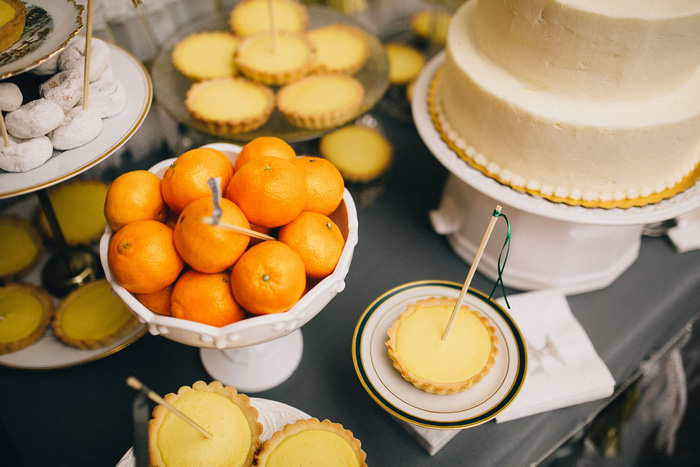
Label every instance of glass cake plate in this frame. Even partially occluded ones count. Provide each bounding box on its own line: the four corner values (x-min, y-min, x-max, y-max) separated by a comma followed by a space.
352, 280, 526, 430
150, 4, 389, 144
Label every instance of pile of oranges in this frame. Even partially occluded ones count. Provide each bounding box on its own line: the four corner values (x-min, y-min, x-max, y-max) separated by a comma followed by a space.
104, 136, 346, 327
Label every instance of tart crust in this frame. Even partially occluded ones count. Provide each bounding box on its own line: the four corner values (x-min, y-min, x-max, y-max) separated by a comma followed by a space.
386, 296, 499, 394
235, 32, 315, 86
0, 0, 26, 53
149, 380, 262, 467
185, 77, 274, 134
172, 31, 239, 81
306, 23, 370, 75
229, 0, 308, 37
0, 283, 53, 354
277, 74, 364, 130
255, 417, 367, 467
52, 279, 139, 349
0, 215, 43, 282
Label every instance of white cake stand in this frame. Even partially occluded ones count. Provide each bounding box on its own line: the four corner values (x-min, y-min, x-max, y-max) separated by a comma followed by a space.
413, 53, 700, 295
100, 143, 359, 392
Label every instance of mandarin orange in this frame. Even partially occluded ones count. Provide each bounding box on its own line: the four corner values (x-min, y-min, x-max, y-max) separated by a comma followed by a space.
136, 285, 173, 316
233, 136, 297, 173
292, 156, 345, 215
107, 220, 184, 294
104, 170, 167, 231
161, 147, 234, 214
278, 211, 345, 279
171, 269, 245, 327
225, 156, 307, 228
230, 241, 306, 315
173, 196, 250, 273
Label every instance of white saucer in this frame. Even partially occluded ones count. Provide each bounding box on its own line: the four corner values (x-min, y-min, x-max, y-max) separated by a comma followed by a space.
352, 280, 526, 430
116, 397, 310, 467
0, 41, 152, 199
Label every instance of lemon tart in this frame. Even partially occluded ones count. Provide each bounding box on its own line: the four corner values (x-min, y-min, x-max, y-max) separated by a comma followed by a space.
149, 380, 262, 467
185, 77, 274, 134
277, 74, 364, 130
384, 42, 426, 86
52, 279, 139, 349
37, 180, 109, 246
235, 32, 315, 86
0, 216, 43, 282
386, 296, 499, 394
0, 283, 53, 354
319, 124, 392, 182
229, 0, 308, 37
411, 9, 452, 45
255, 418, 367, 467
306, 23, 370, 75
0, 0, 25, 54
172, 31, 239, 81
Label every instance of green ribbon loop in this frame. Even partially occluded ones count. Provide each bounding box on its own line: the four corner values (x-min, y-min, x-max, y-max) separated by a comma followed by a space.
488, 209, 511, 308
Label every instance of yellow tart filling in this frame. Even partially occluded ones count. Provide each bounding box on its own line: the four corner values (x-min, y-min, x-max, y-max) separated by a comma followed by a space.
172, 31, 239, 81
0, 218, 42, 279
320, 125, 392, 182
56, 280, 134, 342
395, 303, 492, 383
230, 0, 308, 37
189, 80, 269, 120
266, 429, 360, 467
385, 42, 426, 85
0, 1, 17, 27
0, 289, 45, 344
235, 32, 314, 85
281, 75, 361, 113
156, 390, 253, 467
306, 24, 370, 74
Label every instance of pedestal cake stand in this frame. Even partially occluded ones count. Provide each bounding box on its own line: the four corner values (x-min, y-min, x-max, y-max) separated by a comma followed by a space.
413, 53, 700, 295
100, 143, 359, 392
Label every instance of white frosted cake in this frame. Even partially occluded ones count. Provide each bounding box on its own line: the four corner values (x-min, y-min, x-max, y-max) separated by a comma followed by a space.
432, 0, 700, 207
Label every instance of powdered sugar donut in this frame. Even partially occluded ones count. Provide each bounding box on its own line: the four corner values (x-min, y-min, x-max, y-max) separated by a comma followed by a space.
0, 135, 53, 172
58, 37, 112, 83
77, 79, 126, 118
39, 70, 82, 112
31, 54, 60, 76
0, 82, 22, 112
5, 98, 64, 139
49, 107, 102, 151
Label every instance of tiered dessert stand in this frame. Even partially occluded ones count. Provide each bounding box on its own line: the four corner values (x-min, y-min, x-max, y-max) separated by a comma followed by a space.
0, 0, 152, 369
413, 53, 700, 295
100, 143, 359, 393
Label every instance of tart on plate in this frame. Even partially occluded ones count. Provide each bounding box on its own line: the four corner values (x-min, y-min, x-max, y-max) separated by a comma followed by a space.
306, 23, 370, 75
149, 380, 262, 467
235, 32, 315, 86
276, 74, 364, 130
185, 77, 275, 134
319, 124, 392, 182
52, 279, 139, 349
229, 0, 308, 37
0, 215, 43, 282
255, 417, 367, 467
0, 283, 53, 354
171, 31, 239, 81
384, 42, 426, 86
0, 0, 26, 53
36, 180, 109, 246
386, 296, 499, 394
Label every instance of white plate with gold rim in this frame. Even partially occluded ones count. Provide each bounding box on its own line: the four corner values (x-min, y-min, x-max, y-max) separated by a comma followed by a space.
352, 280, 526, 430
116, 397, 310, 467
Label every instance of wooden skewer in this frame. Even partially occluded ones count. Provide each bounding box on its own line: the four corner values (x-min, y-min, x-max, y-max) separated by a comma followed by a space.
442, 205, 502, 342
268, 0, 277, 54
201, 216, 275, 241
0, 114, 10, 148
82, 0, 94, 110
126, 377, 212, 439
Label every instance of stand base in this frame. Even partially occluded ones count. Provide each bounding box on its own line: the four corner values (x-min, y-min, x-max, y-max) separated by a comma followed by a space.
200, 329, 304, 393
41, 246, 104, 297
431, 174, 644, 295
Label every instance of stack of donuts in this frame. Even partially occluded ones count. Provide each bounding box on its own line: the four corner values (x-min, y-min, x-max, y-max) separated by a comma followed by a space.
0, 37, 126, 173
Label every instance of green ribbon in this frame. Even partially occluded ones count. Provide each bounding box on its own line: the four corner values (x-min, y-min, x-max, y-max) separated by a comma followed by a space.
488, 209, 511, 309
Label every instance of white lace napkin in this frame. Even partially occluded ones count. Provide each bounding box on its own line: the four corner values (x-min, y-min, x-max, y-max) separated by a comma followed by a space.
494, 289, 615, 423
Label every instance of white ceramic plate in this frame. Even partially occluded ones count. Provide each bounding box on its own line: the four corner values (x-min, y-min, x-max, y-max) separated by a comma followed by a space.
116, 397, 310, 467
0, 196, 147, 370
352, 280, 526, 429
0, 40, 152, 199
0, 0, 83, 79
412, 52, 700, 226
